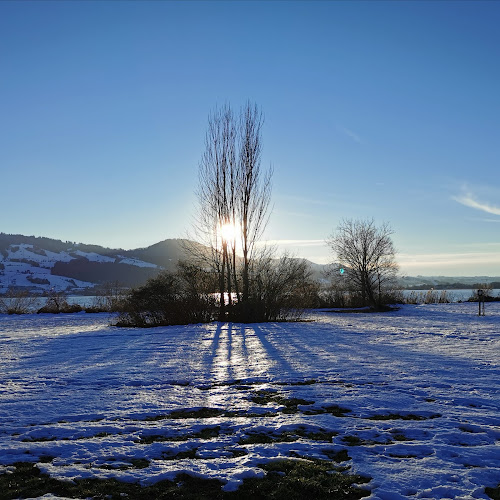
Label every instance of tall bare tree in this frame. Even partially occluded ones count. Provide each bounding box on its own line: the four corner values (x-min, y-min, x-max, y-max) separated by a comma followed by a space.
328, 219, 398, 308
194, 102, 272, 319
237, 103, 272, 302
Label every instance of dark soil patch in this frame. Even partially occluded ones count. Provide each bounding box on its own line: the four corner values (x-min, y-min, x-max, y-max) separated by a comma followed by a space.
160, 448, 199, 460
486, 484, 500, 499
145, 407, 228, 421
303, 404, 352, 417
341, 435, 390, 447
368, 413, 441, 421
250, 391, 314, 414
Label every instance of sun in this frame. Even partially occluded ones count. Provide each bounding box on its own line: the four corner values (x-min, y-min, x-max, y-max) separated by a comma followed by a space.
219, 222, 240, 245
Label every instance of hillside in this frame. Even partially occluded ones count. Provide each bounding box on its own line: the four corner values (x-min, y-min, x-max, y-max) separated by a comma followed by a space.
0, 234, 190, 293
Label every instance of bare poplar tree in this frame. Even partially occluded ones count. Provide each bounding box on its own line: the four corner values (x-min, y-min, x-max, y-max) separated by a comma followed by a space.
196, 105, 235, 318
194, 101, 272, 320
237, 102, 272, 302
328, 219, 399, 309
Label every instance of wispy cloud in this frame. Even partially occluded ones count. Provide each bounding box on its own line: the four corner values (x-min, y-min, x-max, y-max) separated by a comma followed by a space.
336, 125, 362, 144
278, 195, 333, 207
257, 239, 326, 248
398, 251, 500, 268
466, 217, 500, 223
453, 192, 500, 216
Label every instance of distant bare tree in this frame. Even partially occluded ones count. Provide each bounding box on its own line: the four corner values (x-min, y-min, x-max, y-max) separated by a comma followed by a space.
328, 219, 399, 309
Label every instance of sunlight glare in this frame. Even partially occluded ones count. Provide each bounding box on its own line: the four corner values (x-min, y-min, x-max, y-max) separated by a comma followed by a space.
219, 222, 240, 245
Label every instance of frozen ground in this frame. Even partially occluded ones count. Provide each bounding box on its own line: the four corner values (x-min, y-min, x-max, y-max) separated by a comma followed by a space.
0, 303, 499, 499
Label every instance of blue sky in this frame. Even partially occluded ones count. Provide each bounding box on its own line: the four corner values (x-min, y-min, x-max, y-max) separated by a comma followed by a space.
1, 1, 499, 276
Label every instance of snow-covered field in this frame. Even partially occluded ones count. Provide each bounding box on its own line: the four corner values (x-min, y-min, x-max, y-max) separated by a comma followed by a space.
0, 303, 499, 499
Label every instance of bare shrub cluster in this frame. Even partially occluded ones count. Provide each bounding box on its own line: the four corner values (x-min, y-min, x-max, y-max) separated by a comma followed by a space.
238, 254, 316, 322
316, 286, 403, 309
36, 290, 83, 314
0, 289, 38, 314
116, 264, 217, 327
466, 285, 500, 302
117, 254, 316, 327
404, 290, 454, 305
86, 281, 127, 312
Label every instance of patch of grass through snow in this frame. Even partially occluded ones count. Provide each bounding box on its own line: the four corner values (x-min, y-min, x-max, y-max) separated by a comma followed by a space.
303, 404, 352, 417
0, 458, 370, 500
145, 407, 228, 420
486, 485, 500, 499
250, 390, 314, 414
341, 435, 391, 447
234, 458, 370, 499
238, 426, 337, 445
367, 413, 441, 421
21, 431, 115, 442
138, 425, 222, 444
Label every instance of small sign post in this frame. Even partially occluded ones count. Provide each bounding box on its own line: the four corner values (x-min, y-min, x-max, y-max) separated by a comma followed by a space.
478, 289, 485, 316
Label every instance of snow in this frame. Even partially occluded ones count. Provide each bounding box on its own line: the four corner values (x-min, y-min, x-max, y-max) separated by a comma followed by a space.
0, 303, 499, 498
73, 250, 116, 263
0, 244, 93, 292
0, 244, 159, 293
116, 256, 158, 268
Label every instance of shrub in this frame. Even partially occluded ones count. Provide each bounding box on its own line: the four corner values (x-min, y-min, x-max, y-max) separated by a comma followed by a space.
0, 289, 38, 314
379, 289, 404, 304
37, 290, 82, 314
239, 255, 315, 322
467, 286, 500, 302
85, 281, 127, 312
117, 270, 217, 327
117, 257, 318, 326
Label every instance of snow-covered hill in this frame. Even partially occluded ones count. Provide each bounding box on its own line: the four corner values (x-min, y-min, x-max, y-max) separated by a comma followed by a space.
0, 240, 162, 294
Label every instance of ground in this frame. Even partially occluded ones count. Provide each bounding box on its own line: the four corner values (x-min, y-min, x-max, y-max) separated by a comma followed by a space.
0, 303, 499, 499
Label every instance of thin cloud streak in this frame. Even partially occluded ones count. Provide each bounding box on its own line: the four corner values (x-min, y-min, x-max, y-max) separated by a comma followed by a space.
257, 239, 326, 248
279, 195, 333, 207
466, 217, 500, 223
453, 193, 500, 216
398, 251, 500, 268
337, 125, 362, 144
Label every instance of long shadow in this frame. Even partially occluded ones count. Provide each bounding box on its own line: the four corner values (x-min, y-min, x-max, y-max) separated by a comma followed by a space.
251, 324, 303, 380
204, 322, 223, 378
222, 322, 237, 382
239, 324, 250, 369
226, 322, 233, 377
268, 322, 354, 379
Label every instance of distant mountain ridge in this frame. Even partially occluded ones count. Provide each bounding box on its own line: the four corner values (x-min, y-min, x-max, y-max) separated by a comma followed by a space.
1, 233, 499, 294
